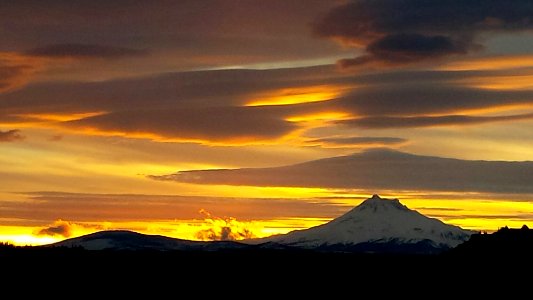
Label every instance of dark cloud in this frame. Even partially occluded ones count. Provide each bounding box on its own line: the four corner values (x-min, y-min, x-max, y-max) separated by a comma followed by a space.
36, 220, 73, 237
0, 129, 24, 142
0, 66, 338, 143
314, 0, 533, 66
307, 136, 407, 147
26, 44, 148, 59
152, 149, 533, 195
335, 84, 533, 117
0, 1, 342, 68
67, 107, 297, 142
341, 113, 533, 129
0, 66, 335, 113
1, 65, 533, 141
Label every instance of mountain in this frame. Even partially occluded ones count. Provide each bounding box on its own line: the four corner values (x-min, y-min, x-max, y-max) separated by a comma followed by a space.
53, 230, 249, 251
52, 195, 473, 254
256, 195, 474, 253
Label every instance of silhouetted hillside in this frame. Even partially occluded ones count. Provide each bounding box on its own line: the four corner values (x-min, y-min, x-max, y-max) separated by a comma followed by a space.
450, 225, 533, 257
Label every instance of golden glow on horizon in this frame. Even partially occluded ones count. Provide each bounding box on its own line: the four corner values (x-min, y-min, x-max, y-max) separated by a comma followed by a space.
3, 3, 533, 250
245, 85, 351, 106
1, 195, 531, 246
0, 217, 330, 246
0, 226, 61, 246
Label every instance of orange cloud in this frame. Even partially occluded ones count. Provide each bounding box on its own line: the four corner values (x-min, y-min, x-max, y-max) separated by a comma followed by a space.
0, 129, 24, 142
0, 52, 42, 93
35, 219, 106, 238
245, 85, 351, 106
195, 209, 256, 241
35, 220, 74, 238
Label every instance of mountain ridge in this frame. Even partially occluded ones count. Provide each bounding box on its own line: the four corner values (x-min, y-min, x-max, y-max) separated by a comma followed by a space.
51, 195, 474, 254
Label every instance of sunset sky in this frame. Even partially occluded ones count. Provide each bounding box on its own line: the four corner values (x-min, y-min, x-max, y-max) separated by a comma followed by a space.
1, 0, 533, 245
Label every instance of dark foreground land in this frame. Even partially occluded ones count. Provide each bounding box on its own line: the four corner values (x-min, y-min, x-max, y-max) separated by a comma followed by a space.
1, 227, 531, 287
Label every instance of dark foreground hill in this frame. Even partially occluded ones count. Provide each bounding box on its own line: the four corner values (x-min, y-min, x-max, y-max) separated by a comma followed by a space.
1, 227, 531, 265
1, 228, 532, 288
449, 225, 533, 257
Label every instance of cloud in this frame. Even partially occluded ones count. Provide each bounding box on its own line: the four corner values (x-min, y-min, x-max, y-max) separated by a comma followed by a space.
67, 107, 298, 143
339, 34, 471, 68
36, 220, 73, 237
0, 66, 340, 144
341, 113, 533, 129
0, 53, 40, 93
0, 192, 345, 223
335, 84, 533, 117
152, 149, 533, 194
195, 210, 256, 241
48, 135, 63, 141
2, 65, 533, 142
26, 44, 148, 59
0, 129, 24, 142
314, 0, 533, 67
0, 1, 342, 69
306, 136, 407, 147
0, 65, 29, 92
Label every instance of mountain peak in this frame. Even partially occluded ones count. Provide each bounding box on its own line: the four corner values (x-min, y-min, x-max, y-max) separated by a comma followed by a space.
355, 194, 408, 213
263, 195, 473, 251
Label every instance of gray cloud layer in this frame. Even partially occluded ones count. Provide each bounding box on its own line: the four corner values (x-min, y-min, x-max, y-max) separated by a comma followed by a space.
341, 113, 533, 129
314, 0, 533, 67
68, 107, 297, 142
152, 149, 533, 194
0, 1, 341, 67
1, 65, 533, 142
26, 43, 148, 59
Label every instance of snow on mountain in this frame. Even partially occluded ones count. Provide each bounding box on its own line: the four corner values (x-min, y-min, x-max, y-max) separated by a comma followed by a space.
53, 230, 248, 251
53, 231, 197, 250
260, 195, 473, 251
52, 196, 473, 253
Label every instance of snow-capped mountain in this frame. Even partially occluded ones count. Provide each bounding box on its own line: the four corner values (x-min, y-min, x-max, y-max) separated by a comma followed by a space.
52, 196, 473, 253
259, 195, 473, 253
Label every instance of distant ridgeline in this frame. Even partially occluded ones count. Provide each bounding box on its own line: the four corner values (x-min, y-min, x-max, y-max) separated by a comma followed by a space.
450, 225, 532, 256
1, 225, 531, 256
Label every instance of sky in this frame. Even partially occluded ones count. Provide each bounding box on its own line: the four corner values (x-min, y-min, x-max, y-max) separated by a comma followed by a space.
1, 0, 533, 245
